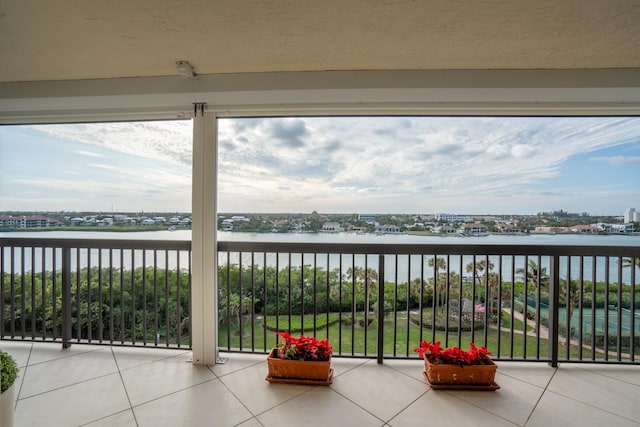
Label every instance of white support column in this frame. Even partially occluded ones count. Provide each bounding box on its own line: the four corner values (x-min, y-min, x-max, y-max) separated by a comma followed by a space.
191, 106, 218, 365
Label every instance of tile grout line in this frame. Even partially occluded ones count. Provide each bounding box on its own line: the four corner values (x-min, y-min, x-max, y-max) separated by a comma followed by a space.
522, 365, 558, 426
13, 342, 33, 411
111, 346, 141, 427
383, 389, 431, 426
529, 365, 640, 425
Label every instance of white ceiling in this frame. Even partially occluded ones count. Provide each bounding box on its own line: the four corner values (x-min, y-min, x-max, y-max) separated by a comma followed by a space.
1, 0, 639, 83
1, 0, 639, 123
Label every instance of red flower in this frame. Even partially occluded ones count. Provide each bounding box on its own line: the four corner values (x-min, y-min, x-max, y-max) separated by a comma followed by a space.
276, 331, 332, 361
414, 341, 492, 366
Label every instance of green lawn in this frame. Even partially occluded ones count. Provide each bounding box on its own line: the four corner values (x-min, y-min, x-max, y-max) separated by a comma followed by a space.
217, 310, 596, 360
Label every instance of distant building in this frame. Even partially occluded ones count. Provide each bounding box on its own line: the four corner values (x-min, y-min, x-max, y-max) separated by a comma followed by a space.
375, 224, 402, 234
624, 208, 637, 223
0, 215, 62, 228
435, 213, 472, 223
495, 223, 524, 234
432, 225, 458, 234
70, 217, 85, 226
322, 222, 342, 232
570, 224, 599, 234
459, 223, 488, 235
595, 222, 635, 233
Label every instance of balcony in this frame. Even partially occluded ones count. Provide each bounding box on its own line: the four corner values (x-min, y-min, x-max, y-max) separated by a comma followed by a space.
2, 237, 640, 425
3, 340, 640, 426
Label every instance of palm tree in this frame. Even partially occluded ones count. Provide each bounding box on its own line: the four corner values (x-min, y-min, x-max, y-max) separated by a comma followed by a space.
516, 259, 549, 291
428, 256, 447, 274
345, 266, 378, 320
427, 256, 448, 306
464, 258, 495, 321
465, 259, 495, 286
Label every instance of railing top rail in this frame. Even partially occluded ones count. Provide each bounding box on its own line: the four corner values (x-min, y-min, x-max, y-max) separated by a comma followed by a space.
0, 237, 191, 251
217, 241, 640, 257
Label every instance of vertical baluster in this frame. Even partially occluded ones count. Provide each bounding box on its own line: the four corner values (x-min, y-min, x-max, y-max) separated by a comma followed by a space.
548, 254, 560, 367
98, 249, 103, 343
176, 250, 181, 348
164, 250, 169, 346
20, 246, 25, 338
262, 252, 267, 352
392, 254, 398, 357
62, 246, 72, 349
142, 249, 147, 345
30, 246, 35, 339
405, 254, 411, 357
616, 255, 623, 361
131, 249, 136, 346
376, 253, 384, 364
87, 248, 92, 343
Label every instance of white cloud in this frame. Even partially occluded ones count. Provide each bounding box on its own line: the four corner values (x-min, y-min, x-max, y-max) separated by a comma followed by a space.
75, 150, 103, 158
33, 121, 193, 167
4, 116, 639, 214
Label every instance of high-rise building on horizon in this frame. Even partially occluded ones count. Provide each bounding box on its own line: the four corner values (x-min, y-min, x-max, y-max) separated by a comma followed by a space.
624, 207, 637, 223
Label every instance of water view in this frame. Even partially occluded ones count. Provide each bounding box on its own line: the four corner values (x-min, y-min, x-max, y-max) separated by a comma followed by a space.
3, 229, 638, 246
3, 230, 638, 284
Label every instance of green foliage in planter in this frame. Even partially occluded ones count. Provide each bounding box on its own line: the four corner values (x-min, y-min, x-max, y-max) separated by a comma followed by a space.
0, 350, 18, 393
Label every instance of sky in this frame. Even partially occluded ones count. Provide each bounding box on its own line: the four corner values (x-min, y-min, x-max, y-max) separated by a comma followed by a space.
0, 116, 639, 215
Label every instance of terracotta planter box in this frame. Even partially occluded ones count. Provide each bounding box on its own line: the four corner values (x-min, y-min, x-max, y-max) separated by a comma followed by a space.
423, 356, 497, 386
266, 348, 332, 384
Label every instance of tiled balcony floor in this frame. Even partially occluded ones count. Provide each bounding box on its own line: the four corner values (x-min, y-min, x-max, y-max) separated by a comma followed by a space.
2, 341, 640, 427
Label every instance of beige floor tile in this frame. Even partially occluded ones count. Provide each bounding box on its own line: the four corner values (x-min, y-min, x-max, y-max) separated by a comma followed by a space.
26, 343, 105, 366
219, 362, 313, 415
7, 341, 639, 427
111, 346, 191, 371
81, 409, 137, 427
548, 365, 640, 420
134, 379, 253, 427
331, 356, 376, 377
582, 364, 640, 387
15, 373, 129, 427
211, 352, 265, 377
446, 373, 544, 425
19, 347, 117, 397
120, 358, 216, 406
383, 358, 428, 382
330, 360, 427, 422
494, 361, 556, 388
388, 390, 517, 427
527, 390, 639, 427
257, 386, 384, 427
0, 341, 32, 368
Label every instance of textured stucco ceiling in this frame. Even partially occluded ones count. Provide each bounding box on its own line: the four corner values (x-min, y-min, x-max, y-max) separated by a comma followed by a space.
1, 0, 640, 83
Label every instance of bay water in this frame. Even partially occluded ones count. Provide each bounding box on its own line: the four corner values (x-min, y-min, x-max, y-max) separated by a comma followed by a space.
2, 230, 638, 284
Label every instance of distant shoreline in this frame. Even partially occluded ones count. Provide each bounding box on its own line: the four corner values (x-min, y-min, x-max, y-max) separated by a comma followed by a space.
0, 225, 181, 233
1, 227, 636, 238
